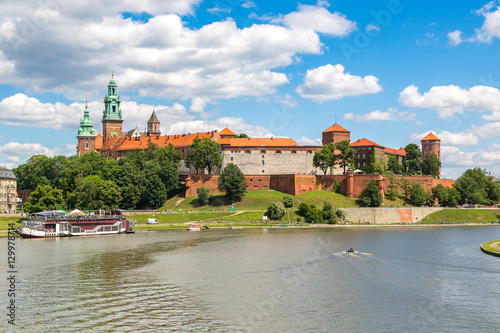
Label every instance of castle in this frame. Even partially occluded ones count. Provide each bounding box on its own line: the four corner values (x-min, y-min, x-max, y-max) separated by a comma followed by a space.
77, 75, 441, 180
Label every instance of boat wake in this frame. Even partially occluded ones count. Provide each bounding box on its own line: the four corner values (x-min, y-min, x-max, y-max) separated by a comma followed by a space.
332, 251, 373, 256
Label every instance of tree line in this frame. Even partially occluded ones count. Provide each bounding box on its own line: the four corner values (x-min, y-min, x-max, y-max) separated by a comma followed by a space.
15, 143, 183, 213
358, 168, 500, 207
313, 141, 441, 177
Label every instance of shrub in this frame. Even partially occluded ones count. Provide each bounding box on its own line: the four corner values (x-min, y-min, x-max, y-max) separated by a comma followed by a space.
322, 201, 337, 224
267, 202, 286, 220
282, 196, 293, 208
197, 186, 210, 206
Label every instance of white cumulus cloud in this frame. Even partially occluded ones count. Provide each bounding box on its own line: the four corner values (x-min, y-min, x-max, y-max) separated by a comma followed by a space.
277, 4, 356, 36
410, 130, 479, 146
167, 117, 273, 138
344, 107, 415, 123
447, 30, 463, 45
471, 1, 500, 43
296, 64, 382, 103
398, 84, 500, 119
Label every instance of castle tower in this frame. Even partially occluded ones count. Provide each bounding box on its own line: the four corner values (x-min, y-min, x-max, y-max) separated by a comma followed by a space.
421, 132, 441, 176
421, 132, 441, 161
102, 73, 123, 144
76, 99, 97, 156
322, 123, 350, 145
146, 110, 161, 136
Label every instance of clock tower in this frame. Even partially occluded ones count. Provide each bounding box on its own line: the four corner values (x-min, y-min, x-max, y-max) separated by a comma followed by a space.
102, 73, 123, 144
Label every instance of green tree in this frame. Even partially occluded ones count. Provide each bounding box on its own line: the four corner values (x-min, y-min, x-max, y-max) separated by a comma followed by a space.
282, 196, 293, 208
387, 155, 405, 174
337, 140, 356, 174
385, 174, 399, 201
454, 168, 500, 205
24, 184, 66, 214
408, 183, 431, 206
218, 163, 246, 204
13, 155, 53, 190
197, 187, 210, 206
74, 175, 122, 210
399, 178, 412, 200
313, 143, 337, 175
267, 202, 286, 220
432, 184, 461, 207
322, 201, 337, 224
422, 152, 441, 178
358, 179, 382, 207
185, 137, 222, 174
404, 143, 423, 175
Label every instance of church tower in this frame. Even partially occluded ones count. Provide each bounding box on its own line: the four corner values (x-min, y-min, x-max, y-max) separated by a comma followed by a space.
146, 110, 161, 137
102, 73, 123, 144
76, 99, 97, 156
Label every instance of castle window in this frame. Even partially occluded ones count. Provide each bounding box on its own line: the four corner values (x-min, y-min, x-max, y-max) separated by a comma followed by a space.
262, 160, 265, 165
261, 150, 266, 154
426, 146, 429, 149
112, 105, 116, 113
85, 142, 89, 149
262, 155, 264, 158
307, 150, 312, 154
292, 150, 296, 154
112, 88, 115, 94
424, 152, 427, 156
277, 150, 281, 154
262, 170, 264, 173
246, 150, 250, 154
231, 157, 233, 161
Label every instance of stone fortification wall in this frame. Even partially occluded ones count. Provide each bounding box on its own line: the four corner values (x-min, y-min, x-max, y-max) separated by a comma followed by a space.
184, 173, 455, 200
220, 149, 342, 176
342, 207, 443, 224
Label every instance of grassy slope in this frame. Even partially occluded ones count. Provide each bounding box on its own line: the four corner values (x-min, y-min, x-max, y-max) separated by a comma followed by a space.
160, 190, 358, 212
422, 209, 500, 223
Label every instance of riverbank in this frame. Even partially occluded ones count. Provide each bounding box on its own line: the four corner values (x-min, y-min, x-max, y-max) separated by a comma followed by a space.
480, 239, 500, 257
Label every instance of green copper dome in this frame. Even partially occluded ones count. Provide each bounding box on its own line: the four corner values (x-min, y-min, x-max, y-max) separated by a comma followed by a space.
77, 101, 96, 137
102, 73, 122, 121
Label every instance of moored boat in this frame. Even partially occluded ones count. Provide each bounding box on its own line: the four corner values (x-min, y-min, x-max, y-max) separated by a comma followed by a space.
187, 223, 201, 231
21, 210, 135, 238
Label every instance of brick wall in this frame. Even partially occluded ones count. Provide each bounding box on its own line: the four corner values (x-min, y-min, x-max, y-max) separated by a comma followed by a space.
184, 173, 455, 199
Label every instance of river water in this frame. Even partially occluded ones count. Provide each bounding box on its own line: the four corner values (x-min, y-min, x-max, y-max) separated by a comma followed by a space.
2, 226, 500, 332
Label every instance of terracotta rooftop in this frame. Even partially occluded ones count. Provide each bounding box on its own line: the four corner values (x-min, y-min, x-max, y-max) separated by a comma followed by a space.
350, 138, 384, 148
95, 133, 103, 151
218, 137, 299, 147
384, 147, 406, 156
219, 127, 236, 136
422, 132, 440, 141
100, 131, 218, 152
322, 123, 350, 133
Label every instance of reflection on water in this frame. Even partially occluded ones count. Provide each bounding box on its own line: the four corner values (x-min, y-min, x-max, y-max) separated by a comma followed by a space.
2, 227, 500, 332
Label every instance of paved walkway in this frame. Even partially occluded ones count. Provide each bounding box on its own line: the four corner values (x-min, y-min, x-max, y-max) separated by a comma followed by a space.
490, 241, 500, 250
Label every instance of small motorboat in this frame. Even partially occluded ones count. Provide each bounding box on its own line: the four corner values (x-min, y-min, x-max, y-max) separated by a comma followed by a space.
346, 248, 354, 253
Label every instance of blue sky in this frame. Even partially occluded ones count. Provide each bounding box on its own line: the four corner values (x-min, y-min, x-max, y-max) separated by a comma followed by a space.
0, 0, 499, 179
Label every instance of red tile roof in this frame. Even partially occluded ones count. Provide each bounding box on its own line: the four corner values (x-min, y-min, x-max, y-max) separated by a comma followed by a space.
384, 147, 406, 156
99, 131, 218, 152
322, 123, 350, 133
95, 133, 103, 151
422, 132, 440, 141
350, 138, 384, 148
219, 127, 236, 136
218, 137, 299, 147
